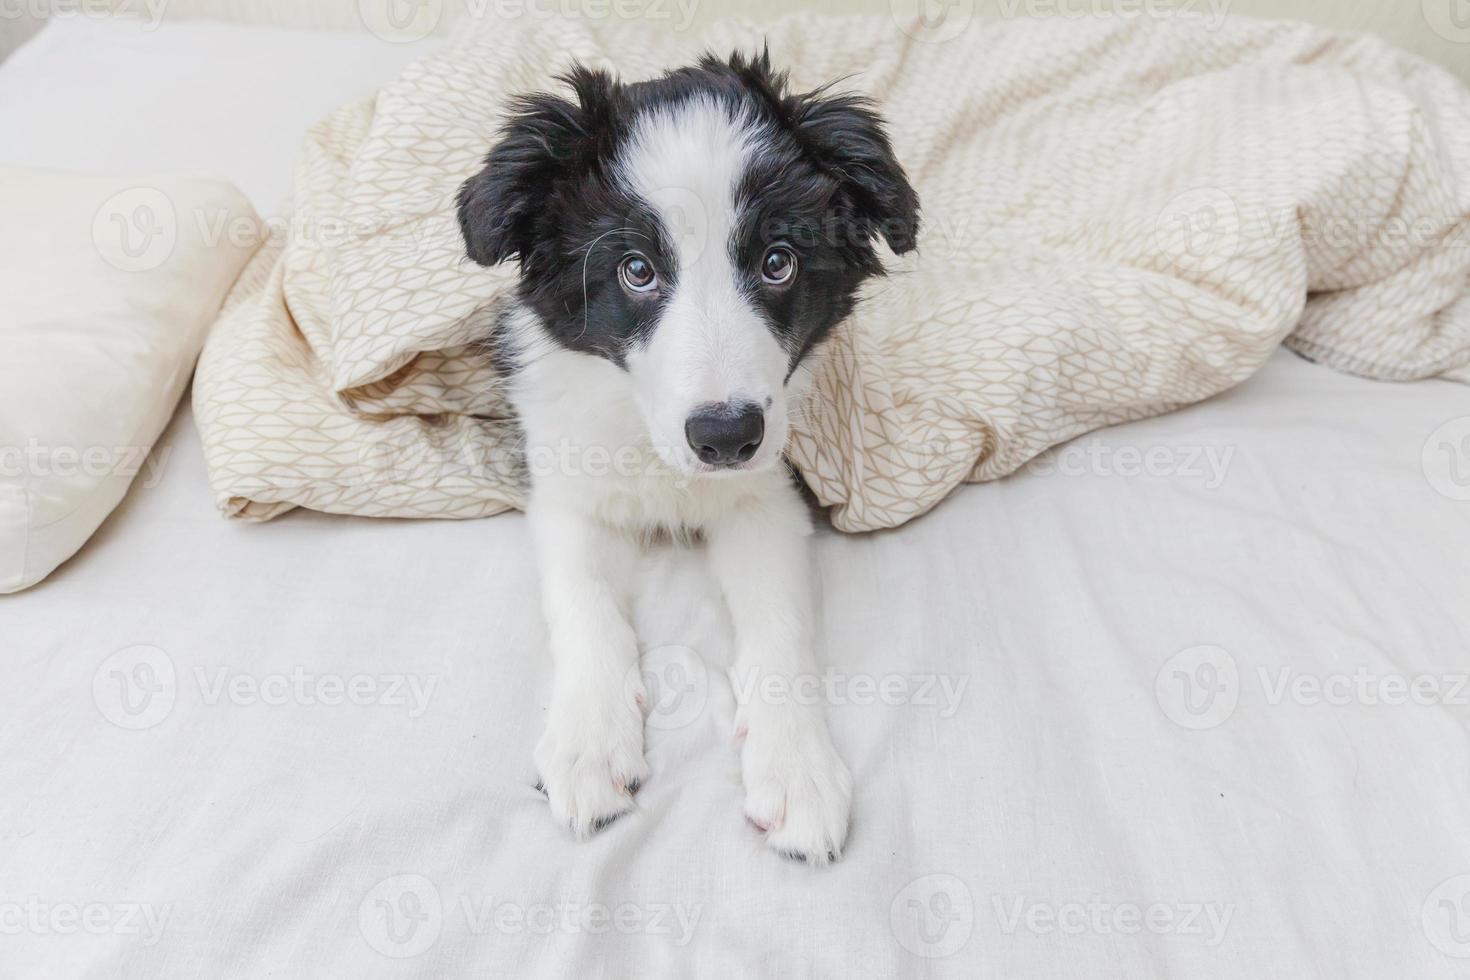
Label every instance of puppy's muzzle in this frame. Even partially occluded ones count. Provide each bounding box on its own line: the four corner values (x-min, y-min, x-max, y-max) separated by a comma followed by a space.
685, 401, 764, 467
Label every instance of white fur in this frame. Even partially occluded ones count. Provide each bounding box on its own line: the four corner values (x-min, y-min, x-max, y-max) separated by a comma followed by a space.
507, 98, 852, 862
616, 97, 793, 476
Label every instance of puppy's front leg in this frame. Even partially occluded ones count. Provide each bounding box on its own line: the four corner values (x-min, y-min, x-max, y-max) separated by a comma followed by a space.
706, 480, 852, 865
528, 498, 648, 837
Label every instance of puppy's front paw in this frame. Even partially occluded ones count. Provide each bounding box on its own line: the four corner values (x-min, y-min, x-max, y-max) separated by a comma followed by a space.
534, 682, 649, 839
740, 710, 852, 866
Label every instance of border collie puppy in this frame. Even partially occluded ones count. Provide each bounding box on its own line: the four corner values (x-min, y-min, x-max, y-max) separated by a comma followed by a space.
457, 50, 918, 864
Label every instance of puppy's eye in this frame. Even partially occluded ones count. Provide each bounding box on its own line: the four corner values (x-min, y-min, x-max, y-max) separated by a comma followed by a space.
619, 254, 658, 294
761, 245, 797, 286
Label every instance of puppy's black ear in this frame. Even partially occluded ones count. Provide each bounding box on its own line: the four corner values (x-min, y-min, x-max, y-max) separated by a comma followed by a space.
457, 66, 616, 267
710, 47, 920, 255
792, 91, 920, 255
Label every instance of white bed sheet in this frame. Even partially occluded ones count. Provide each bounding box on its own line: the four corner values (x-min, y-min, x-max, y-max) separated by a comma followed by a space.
3, 17, 1470, 980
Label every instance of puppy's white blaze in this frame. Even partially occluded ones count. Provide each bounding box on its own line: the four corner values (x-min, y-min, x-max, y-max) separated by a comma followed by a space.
614, 96, 791, 471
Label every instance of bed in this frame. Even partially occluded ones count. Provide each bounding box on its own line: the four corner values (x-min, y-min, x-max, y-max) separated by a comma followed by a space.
3, 15, 1470, 979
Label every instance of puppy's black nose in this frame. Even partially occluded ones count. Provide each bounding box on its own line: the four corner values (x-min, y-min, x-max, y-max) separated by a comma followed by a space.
685, 402, 764, 467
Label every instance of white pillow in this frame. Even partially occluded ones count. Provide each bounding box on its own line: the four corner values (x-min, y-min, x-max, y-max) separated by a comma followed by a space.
0, 167, 258, 592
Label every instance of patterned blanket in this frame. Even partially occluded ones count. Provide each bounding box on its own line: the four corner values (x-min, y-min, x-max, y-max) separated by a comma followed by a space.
194, 12, 1470, 531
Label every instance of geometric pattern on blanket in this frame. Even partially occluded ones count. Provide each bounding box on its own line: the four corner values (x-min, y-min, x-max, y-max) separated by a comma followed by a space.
193, 12, 1470, 531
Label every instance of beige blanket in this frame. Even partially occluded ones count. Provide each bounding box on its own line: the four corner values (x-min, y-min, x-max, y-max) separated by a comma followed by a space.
194, 12, 1470, 532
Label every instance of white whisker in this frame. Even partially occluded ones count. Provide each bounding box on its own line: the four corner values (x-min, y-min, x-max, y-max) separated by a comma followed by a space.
575, 226, 654, 345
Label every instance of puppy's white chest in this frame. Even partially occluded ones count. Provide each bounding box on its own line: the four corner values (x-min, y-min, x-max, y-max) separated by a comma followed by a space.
540, 452, 759, 533
574, 465, 696, 531
512, 345, 763, 532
